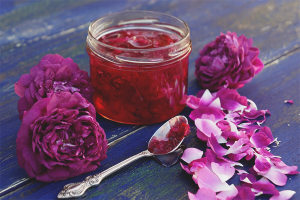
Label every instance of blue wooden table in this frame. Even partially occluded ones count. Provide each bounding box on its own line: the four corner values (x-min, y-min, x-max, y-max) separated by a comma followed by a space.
0, 0, 299, 199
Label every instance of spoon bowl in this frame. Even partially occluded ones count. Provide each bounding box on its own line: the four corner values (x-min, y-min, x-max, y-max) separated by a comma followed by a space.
148, 115, 189, 155
58, 115, 190, 199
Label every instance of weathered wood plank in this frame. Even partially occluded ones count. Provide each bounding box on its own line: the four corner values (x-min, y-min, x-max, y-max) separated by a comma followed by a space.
3, 48, 300, 200
0, 0, 149, 194
1, 0, 299, 198
0, 0, 147, 46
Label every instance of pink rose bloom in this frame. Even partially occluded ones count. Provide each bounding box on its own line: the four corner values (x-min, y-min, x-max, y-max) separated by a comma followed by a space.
16, 92, 108, 182
195, 31, 264, 91
15, 54, 94, 120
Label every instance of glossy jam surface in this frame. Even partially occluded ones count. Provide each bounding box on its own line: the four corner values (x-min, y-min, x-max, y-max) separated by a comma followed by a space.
89, 28, 189, 124
148, 121, 190, 154
98, 29, 180, 49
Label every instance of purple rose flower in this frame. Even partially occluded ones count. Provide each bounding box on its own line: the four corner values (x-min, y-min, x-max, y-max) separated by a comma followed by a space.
195, 31, 264, 91
15, 54, 94, 120
16, 92, 108, 182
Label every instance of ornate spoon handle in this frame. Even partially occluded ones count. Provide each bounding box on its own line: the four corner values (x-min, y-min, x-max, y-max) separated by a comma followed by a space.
57, 150, 153, 199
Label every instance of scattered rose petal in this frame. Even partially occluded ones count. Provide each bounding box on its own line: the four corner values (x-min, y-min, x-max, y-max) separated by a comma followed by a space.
215, 88, 248, 111
240, 173, 256, 184
205, 149, 243, 167
199, 89, 215, 107
197, 166, 231, 192
270, 190, 296, 200
284, 100, 293, 104
180, 95, 201, 109
258, 165, 287, 186
211, 162, 235, 182
207, 134, 227, 157
195, 119, 222, 138
254, 154, 272, 173
190, 107, 225, 121
250, 126, 274, 148
235, 186, 255, 200
252, 177, 279, 195
181, 148, 203, 164
254, 154, 299, 186
188, 188, 217, 200
226, 138, 250, 155
208, 97, 222, 110
180, 162, 192, 174
216, 184, 238, 200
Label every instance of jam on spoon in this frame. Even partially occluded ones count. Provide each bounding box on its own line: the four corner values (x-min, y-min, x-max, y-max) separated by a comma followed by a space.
58, 115, 189, 199
148, 120, 190, 154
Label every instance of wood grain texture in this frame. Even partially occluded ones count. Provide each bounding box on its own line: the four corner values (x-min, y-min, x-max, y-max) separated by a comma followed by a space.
0, 0, 299, 199
3, 48, 299, 200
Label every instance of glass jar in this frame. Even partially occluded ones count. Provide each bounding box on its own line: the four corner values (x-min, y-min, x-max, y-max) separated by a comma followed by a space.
86, 11, 191, 124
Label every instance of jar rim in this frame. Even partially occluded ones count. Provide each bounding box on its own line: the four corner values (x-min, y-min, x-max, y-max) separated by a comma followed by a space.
87, 10, 190, 52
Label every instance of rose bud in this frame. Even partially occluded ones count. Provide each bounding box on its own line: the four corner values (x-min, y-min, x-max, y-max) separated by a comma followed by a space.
195, 31, 264, 91
16, 92, 108, 182
15, 54, 94, 120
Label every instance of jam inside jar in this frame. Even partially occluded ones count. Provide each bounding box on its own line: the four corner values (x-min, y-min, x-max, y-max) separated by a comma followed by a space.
86, 11, 191, 124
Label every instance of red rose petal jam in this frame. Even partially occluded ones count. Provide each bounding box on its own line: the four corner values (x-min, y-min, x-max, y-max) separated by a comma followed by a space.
98, 30, 180, 49
87, 11, 191, 124
148, 121, 190, 154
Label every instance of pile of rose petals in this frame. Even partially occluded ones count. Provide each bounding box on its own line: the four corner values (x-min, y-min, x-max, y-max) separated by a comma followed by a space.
180, 88, 299, 200
14, 54, 108, 182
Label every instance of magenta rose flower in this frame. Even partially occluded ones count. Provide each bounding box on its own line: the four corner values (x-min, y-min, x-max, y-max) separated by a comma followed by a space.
195, 31, 264, 91
15, 54, 94, 120
16, 92, 108, 182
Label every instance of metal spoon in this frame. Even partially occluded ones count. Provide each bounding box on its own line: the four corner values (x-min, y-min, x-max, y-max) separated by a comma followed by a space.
57, 115, 189, 199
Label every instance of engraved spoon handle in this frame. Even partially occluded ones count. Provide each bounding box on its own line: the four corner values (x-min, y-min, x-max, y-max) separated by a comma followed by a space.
57, 150, 153, 199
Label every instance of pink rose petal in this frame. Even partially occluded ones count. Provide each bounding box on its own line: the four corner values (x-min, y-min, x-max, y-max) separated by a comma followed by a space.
275, 165, 299, 175
205, 149, 243, 167
199, 89, 215, 107
252, 177, 279, 195
284, 100, 293, 104
208, 97, 222, 110
190, 107, 225, 121
181, 95, 201, 109
181, 148, 203, 164
180, 162, 192, 174
270, 190, 296, 200
254, 154, 271, 173
207, 134, 227, 157
216, 184, 238, 200
197, 166, 231, 192
211, 162, 235, 182
195, 119, 222, 138
240, 173, 256, 184
188, 188, 217, 200
250, 131, 273, 148
226, 138, 250, 155
196, 129, 209, 141
260, 166, 287, 186
228, 152, 247, 161
235, 186, 255, 200
216, 88, 248, 111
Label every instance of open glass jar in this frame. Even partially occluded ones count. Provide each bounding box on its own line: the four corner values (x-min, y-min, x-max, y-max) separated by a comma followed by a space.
86, 11, 191, 124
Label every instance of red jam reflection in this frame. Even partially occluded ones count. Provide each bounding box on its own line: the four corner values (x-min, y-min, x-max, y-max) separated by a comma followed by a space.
88, 28, 190, 124
148, 121, 190, 154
